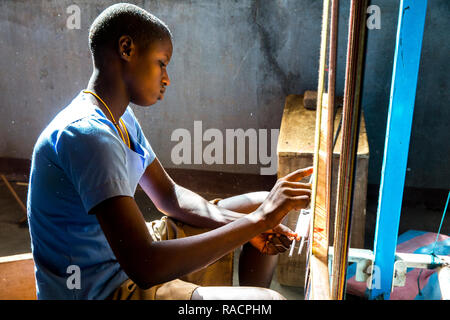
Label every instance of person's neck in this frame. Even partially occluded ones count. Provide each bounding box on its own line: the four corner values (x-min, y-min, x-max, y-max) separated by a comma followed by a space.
86, 68, 130, 123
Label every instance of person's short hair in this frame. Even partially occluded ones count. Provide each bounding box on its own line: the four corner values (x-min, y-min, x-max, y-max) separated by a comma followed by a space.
89, 3, 172, 61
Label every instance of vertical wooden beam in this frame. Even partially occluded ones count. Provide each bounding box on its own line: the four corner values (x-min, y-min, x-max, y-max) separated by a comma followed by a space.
307, 0, 331, 300
310, 0, 330, 263
331, 0, 367, 300
326, 0, 339, 263
369, 0, 428, 300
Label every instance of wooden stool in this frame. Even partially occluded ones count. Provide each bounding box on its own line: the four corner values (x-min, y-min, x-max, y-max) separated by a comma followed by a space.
276, 94, 369, 287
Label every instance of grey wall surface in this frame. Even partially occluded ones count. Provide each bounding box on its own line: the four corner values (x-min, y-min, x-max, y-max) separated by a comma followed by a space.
0, 0, 448, 189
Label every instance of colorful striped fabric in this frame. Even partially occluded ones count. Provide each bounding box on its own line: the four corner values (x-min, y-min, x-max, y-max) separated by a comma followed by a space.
346, 230, 449, 300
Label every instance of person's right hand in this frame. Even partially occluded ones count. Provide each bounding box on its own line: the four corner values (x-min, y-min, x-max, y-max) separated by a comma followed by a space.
253, 166, 313, 230
249, 224, 297, 255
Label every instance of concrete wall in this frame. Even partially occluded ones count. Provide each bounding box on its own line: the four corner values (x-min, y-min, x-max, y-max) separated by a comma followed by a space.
0, 0, 448, 189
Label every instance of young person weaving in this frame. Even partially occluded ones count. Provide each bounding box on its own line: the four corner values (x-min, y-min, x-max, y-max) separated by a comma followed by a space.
27, 3, 312, 300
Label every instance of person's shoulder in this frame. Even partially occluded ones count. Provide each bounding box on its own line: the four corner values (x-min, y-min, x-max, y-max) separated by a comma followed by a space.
52, 117, 127, 163
57, 117, 119, 147
47, 92, 118, 142
40, 92, 95, 134
47, 95, 117, 151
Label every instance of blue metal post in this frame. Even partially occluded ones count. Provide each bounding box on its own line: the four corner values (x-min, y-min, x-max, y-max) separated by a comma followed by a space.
369, 0, 428, 300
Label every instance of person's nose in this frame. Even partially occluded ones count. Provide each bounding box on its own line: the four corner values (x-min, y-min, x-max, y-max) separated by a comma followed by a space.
162, 68, 170, 87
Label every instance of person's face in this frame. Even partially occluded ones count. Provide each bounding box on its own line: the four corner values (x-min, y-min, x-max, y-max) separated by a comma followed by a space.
125, 37, 173, 106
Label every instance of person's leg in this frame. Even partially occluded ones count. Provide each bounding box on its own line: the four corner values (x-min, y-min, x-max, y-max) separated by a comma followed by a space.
238, 242, 278, 288
215, 191, 278, 288
191, 286, 286, 300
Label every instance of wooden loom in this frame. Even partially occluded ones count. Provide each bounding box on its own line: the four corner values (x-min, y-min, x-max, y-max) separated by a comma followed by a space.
303, 0, 368, 300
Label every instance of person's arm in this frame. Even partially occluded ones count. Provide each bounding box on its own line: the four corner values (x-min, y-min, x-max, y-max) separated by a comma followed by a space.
93, 166, 312, 289
92, 195, 266, 289
138, 157, 252, 228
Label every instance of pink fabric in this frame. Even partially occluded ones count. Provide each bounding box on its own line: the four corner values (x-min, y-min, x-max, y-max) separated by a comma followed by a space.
390, 268, 435, 300
346, 231, 449, 299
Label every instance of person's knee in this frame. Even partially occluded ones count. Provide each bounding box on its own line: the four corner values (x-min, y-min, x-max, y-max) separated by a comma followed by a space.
243, 287, 286, 300
191, 286, 286, 300
258, 288, 286, 300
191, 287, 203, 300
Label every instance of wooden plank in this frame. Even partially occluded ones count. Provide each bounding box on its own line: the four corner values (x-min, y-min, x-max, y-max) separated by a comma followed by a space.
311, 98, 331, 260
305, 0, 332, 299
331, 0, 368, 300
0, 253, 33, 263
309, 255, 331, 299
326, 0, 339, 251
309, 0, 330, 265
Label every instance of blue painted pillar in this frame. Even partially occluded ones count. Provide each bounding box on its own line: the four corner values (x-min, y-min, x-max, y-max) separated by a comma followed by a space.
369, 0, 428, 300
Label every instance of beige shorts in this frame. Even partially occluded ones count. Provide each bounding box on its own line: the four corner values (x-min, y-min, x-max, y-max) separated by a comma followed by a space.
107, 198, 234, 300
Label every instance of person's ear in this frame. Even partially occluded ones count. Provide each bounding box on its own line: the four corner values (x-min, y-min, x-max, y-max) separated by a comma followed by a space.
118, 35, 135, 61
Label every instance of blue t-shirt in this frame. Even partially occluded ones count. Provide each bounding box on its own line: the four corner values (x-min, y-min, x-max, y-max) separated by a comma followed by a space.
27, 91, 156, 299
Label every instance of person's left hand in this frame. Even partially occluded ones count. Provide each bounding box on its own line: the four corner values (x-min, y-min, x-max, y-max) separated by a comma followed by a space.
249, 224, 299, 255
